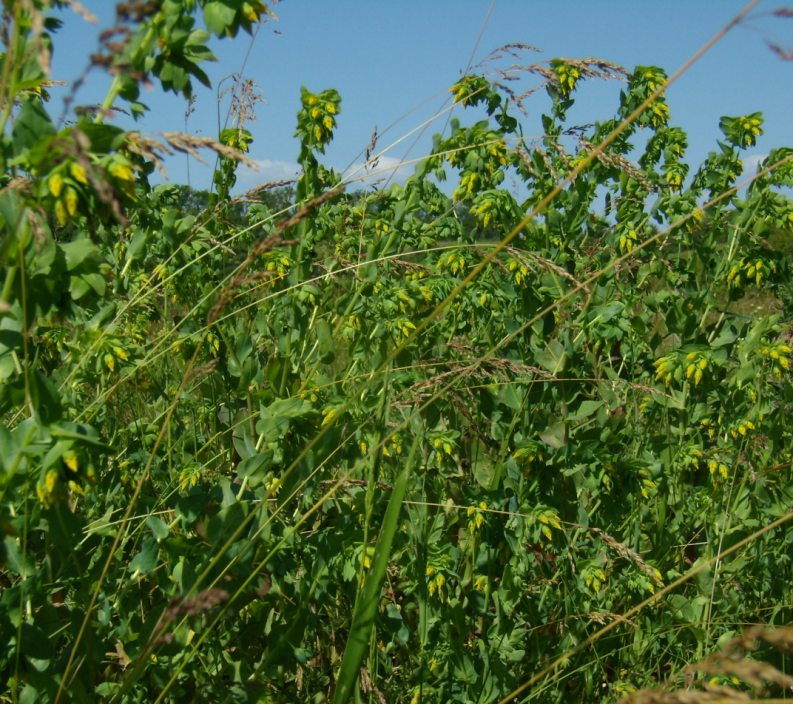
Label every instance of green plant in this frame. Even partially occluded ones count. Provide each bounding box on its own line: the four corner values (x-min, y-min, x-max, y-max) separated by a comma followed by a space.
1, 2, 792, 703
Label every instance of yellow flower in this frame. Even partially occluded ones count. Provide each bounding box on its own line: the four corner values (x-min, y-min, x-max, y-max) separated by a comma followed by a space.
109, 161, 134, 181
70, 162, 88, 184
63, 452, 79, 473
242, 3, 260, 22
321, 407, 337, 426
64, 187, 78, 216
264, 476, 281, 495
48, 172, 64, 197
54, 200, 67, 226
37, 469, 60, 506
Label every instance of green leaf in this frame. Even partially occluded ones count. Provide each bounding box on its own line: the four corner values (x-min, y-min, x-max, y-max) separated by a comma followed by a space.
496, 384, 524, 411
75, 121, 125, 153
50, 421, 103, 445
567, 400, 603, 421
237, 453, 269, 483
129, 539, 158, 577
73, 272, 106, 298
84, 508, 116, 538
534, 339, 567, 374
11, 98, 55, 154
256, 397, 314, 442
333, 431, 422, 704
30, 371, 61, 423
0, 423, 14, 475
540, 421, 567, 449
18, 623, 54, 660
147, 515, 169, 542
3, 535, 34, 577
316, 319, 335, 363
203, 2, 237, 36
60, 238, 100, 271
205, 501, 247, 546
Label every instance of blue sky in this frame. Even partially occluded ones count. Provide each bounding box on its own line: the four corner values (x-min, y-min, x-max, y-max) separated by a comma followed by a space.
51, 1, 792, 194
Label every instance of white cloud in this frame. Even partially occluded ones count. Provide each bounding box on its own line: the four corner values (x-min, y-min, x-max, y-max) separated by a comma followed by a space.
744, 153, 768, 174
236, 154, 417, 191
238, 158, 300, 185
343, 155, 415, 187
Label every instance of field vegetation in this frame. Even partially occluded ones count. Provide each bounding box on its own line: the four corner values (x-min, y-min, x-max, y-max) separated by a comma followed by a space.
1, 1, 792, 702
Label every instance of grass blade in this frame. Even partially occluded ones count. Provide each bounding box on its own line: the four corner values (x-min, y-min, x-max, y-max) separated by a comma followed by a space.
332, 430, 422, 704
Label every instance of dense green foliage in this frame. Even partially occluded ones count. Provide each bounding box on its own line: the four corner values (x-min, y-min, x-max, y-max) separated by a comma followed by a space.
1, 3, 792, 702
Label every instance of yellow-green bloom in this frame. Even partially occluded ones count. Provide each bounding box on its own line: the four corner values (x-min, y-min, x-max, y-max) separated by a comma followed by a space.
109, 161, 134, 181
48, 172, 64, 197
70, 162, 88, 184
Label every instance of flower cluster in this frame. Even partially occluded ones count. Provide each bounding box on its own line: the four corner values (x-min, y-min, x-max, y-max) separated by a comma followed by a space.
178, 464, 202, 492
654, 349, 710, 387
467, 501, 488, 535
37, 468, 60, 507
430, 434, 456, 457
729, 419, 757, 440
487, 139, 509, 167
649, 101, 671, 129
737, 116, 763, 148
629, 67, 671, 129
506, 258, 531, 286
552, 61, 581, 97
47, 162, 86, 226
450, 74, 491, 107
373, 219, 390, 237
452, 171, 479, 202
720, 113, 764, 149
664, 162, 687, 190
583, 564, 607, 594
393, 318, 417, 338
641, 67, 665, 92
726, 257, 777, 288
755, 340, 791, 379
470, 196, 495, 228
426, 565, 447, 601
297, 87, 341, 150
618, 228, 639, 254
437, 250, 467, 276
708, 459, 730, 481
45, 154, 136, 226
262, 251, 292, 279
382, 433, 402, 458
537, 510, 561, 541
